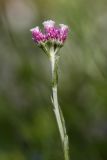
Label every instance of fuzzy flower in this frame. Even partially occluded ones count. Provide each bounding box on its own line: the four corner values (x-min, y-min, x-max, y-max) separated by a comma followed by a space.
30, 26, 45, 45
59, 24, 69, 43
30, 20, 69, 53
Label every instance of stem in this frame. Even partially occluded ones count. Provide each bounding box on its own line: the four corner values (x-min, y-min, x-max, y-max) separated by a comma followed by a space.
50, 49, 70, 160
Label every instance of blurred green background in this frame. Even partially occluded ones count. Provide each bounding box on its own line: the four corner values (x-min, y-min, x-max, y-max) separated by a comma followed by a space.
0, 0, 107, 159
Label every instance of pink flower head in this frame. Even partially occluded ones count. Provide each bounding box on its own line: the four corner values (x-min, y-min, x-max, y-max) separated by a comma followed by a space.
30, 26, 45, 45
59, 24, 69, 43
30, 20, 69, 50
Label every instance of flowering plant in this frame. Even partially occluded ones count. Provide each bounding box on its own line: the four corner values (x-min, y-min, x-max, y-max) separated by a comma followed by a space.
30, 20, 70, 160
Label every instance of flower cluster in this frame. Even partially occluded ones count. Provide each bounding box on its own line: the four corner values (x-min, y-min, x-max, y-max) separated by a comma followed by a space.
30, 20, 69, 50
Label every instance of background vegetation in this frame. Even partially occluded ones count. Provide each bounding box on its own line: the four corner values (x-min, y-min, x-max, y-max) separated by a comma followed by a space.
0, 0, 107, 159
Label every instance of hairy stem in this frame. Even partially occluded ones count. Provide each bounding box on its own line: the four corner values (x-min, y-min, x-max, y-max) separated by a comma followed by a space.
50, 49, 70, 160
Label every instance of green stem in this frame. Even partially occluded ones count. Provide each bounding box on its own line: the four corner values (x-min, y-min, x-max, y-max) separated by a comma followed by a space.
50, 49, 70, 160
